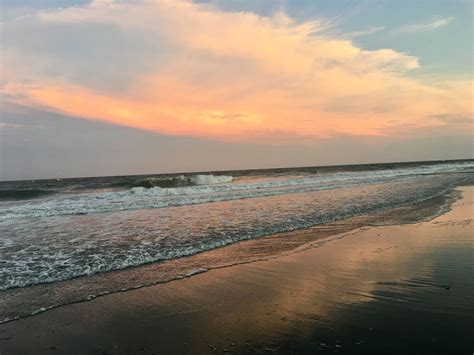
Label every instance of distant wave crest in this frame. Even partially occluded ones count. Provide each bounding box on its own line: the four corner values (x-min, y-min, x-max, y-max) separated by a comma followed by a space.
0, 189, 53, 201
131, 174, 233, 189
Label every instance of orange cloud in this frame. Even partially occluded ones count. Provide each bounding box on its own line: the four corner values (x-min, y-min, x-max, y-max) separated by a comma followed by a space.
1, 0, 472, 142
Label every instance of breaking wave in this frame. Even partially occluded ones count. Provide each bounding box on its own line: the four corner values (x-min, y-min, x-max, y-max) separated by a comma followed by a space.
1, 172, 470, 292
1, 163, 474, 221
131, 174, 233, 189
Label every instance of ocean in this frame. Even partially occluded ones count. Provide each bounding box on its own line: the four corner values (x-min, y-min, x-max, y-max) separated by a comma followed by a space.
1, 159, 473, 322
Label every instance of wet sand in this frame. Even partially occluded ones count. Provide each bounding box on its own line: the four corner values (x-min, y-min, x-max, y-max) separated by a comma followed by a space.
1, 187, 473, 354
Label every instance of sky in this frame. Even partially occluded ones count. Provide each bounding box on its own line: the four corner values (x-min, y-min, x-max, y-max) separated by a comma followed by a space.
1, 0, 473, 180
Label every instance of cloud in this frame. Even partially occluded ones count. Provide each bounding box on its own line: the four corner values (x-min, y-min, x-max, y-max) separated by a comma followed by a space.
0, 0, 90, 22
0, 122, 47, 128
344, 26, 384, 38
393, 17, 454, 33
1, 1, 470, 143
2, 103, 472, 181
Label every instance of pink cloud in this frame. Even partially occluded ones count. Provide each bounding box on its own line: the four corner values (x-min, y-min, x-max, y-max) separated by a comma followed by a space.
1, 0, 471, 142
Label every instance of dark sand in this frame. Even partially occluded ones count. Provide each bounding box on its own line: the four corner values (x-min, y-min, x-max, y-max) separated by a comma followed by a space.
1, 187, 473, 355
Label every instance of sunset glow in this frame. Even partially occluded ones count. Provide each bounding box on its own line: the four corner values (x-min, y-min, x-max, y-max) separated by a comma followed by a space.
2, 0, 472, 143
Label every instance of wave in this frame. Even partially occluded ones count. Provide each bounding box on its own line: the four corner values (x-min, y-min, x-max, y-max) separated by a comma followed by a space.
0, 182, 467, 324
1, 163, 473, 220
0, 189, 54, 201
0, 173, 468, 293
131, 174, 233, 189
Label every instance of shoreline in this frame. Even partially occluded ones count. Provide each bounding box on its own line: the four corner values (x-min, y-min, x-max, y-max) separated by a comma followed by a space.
0, 181, 468, 324
1, 186, 473, 354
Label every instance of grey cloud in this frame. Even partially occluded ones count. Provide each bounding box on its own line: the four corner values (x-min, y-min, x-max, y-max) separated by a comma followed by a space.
2, 10, 172, 92
430, 113, 473, 125
1, 1, 91, 21
1, 104, 472, 181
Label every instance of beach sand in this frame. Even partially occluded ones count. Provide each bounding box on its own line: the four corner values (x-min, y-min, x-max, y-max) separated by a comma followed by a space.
1, 187, 473, 354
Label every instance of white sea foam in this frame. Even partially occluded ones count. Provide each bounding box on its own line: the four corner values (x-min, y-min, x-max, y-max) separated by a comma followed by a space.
1, 162, 473, 325
0, 167, 471, 292
132, 174, 233, 189
0, 162, 473, 221
192, 174, 233, 185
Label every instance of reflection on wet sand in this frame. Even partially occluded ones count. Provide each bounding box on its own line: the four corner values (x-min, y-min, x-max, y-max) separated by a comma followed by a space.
1, 187, 473, 354
1, 186, 461, 323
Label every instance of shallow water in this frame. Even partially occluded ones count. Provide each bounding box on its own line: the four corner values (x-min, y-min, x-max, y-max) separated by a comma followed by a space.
1, 187, 472, 354
0, 161, 473, 323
